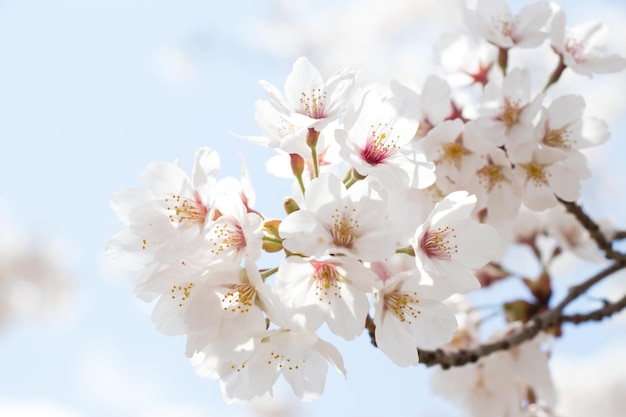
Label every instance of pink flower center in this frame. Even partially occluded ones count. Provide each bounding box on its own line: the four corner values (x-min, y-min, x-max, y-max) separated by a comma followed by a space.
419, 226, 458, 260
165, 190, 208, 226
221, 283, 257, 314
299, 88, 327, 119
208, 217, 246, 258
330, 207, 359, 248
360, 123, 398, 165
384, 291, 421, 324
312, 262, 343, 301
565, 38, 586, 64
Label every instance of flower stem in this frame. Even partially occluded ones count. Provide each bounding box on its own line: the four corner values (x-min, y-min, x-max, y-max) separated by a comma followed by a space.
261, 267, 279, 281
542, 55, 566, 93
498, 47, 509, 76
290, 153, 306, 195
395, 246, 416, 256
307, 128, 320, 179
344, 168, 365, 189
262, 236, 284, 246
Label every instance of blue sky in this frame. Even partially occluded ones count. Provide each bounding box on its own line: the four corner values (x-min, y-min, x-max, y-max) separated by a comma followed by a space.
0, 1, 625, 416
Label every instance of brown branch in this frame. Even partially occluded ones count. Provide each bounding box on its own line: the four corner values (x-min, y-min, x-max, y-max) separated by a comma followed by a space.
364, 262, 626, 369
558, 199, 626, 262
612, 230, 626, 240
561, 293, 626, 324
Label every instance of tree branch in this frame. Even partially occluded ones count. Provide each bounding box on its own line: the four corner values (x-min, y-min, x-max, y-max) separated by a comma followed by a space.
364, 262, 626, 368
561, 293, 626, 324
558, 199, 626, 262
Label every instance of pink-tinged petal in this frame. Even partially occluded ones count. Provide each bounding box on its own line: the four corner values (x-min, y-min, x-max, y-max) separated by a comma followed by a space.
322, 67, 358, 117
315, 338, 347, 377
279, 210, 332, 257
547, 95, 585, 129
582, 54, 626, 74
514, 340, 557, 407
548, 165, 580, 202
284, 57, 325, 111
521, 180, 557, 211
259, 80, 292, 115
151, 287, 193, 336
406, 298, 458, 350
419, 259, 481, 294
427, 191, 476, 226
550, 10, 566, 50
110, 188, 152, 225
305, 171, 346, 212
282, 349, 328, 401
448, 220, 499, 268
503, 68, 531, 105
514, 0, 551, 47
580, 117, 610, 147
220, 343, 277, 403
351, 228, 399, 262
105, 230, 153, 271
140, 160, 193, 198
375, 313, 420, 367
192, 147, 220, 190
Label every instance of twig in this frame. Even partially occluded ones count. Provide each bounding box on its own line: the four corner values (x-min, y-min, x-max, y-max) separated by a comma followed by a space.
612, 230, 626, 240
561, 293, 626, 324
364, 262, 626, 368
558, 199, 626, 262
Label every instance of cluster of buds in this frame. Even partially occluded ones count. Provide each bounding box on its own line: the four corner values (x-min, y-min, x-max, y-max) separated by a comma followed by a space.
106, 0, 625, 409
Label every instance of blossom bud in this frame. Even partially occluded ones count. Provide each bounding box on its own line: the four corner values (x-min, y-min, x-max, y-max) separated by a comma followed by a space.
523, 271, 552, 306
290, 153, 305, 179
503, 300, 535, 323
283, 197, 300, 214
262, 219, 283, 253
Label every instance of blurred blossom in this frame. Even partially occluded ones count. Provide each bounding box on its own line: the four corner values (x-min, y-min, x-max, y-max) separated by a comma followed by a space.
153, 45, 199, 84
0, 219, 73, 326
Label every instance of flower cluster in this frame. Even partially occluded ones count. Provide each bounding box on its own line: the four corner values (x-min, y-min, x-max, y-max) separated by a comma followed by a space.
106, 0, 624, 407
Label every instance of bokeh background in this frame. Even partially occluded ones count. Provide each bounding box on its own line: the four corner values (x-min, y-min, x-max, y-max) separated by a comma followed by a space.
1, 0, 625, 416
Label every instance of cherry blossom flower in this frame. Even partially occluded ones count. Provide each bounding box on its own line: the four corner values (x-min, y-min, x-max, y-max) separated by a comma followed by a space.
463, 0, 552, 49
436, 33, 497, 87
417, 119, 485, 188
217, 328, 346, 403
431, 328, 556, 417
0, 221, 72, 325
239, 99, 310, 156
278, 172, 399, 262
475, 68, 543, 150
412, 191, 499, 293
372, 254, 458, 367
551, 10, 626, 77
259, 56, 357, 133
511, 147, 583, 211
106, 147, 221, 268
464, 144, 522, 228
201, 196, 264, 266
431, 346, 520, 417
391, 75, 458, 138
535, 94, 609, 152
543, 206, 604, 262
336, 89, 435, 189
274, 255, 379, 340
